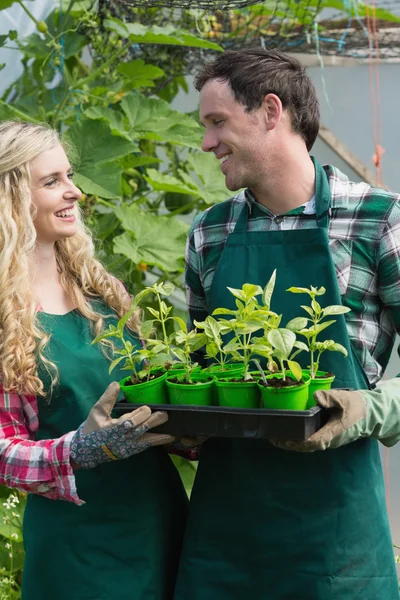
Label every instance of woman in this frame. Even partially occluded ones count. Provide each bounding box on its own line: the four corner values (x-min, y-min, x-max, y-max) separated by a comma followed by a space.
0, 120, 188, 600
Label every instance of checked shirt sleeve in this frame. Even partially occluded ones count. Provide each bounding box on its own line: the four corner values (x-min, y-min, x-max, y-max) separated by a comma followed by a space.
0, 387, 83, 505
185, 219, 209, 328
377, 196, 400, 373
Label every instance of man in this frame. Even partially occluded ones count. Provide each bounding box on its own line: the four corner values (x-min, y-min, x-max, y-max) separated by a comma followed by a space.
173, 49, 400, 599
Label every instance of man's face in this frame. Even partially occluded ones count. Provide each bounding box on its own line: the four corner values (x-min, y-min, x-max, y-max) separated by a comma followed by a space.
199, 79, 270, 192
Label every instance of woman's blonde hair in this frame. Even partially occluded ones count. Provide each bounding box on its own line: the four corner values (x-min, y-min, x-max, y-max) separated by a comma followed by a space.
0, 120, 139, 396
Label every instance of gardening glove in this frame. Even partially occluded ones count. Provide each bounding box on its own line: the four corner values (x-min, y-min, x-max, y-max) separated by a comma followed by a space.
70, 382, 174, 469
270, 377, 400, 452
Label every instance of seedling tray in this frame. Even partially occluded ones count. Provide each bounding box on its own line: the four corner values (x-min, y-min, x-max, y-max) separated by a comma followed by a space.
113, 402, 328, 441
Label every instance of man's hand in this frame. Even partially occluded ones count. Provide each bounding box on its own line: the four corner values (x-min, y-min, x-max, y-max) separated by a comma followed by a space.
271, 378, 400, 452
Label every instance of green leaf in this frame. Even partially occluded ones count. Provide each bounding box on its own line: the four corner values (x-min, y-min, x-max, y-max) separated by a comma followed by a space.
147, 307, 160, 319
205, 342, 219, 358
154, 282, 175, 296
301, 305, 314, 317
118, 59, 164, 88
242, 283, 263, 302
172, 316, 187, 333
311, 320, 336, 336
288, 361, 302, 381
186, 152, 231, 205
286, 287, 311, 295
293, 341, 309, 352
73, 162, 123, 199
84, 106, 129, 139
104, 18, 222, 50
145, 169, 197, 196
171, 347, 186, 363
226, 287, 246, 301
311, 299, 321, 314
263, 269, 276, 309
322, 305, 351, 316
0, 99, 39, 123
212, 308, 236, 316
189, 333, 207, 352
64, 119, 136, 199
108, 355, 127, 374
92, 328, 120, 344
140, 320, 154, 340
326, 342, 348, 357
121, 93, 202, 149
286, 317, 308, 331
0, 0, 20, 8
117, 306, 136, 330
268, 328, 296, 359
314, 286, 326, 296
113, 205, 188, 273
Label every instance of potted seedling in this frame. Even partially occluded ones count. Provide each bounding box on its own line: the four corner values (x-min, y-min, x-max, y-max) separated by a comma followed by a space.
92, 281, 178, 404
256, 328, 310, 410
286, 285, 350, 407
193, 316, 244, 379
211, 283, 275, 408
166, 318, 213, 406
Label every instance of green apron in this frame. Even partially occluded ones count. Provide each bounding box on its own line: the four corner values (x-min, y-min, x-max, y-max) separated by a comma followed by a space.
174, 160, 398, 600
22, 300, 188, 600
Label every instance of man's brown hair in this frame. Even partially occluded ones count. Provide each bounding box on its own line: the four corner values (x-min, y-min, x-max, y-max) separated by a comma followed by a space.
194, 48, 320, 151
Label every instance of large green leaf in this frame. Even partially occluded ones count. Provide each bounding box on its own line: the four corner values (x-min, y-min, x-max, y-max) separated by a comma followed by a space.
118, 60, 164, 89
64, 119, 136, 198
104, 18, 222, 50
73, 162, 123, 199
186, 153, 231, 204
84, 107, 130, 139
0, 99, 39, 122
0, 0, 20, 8
145, 169, 197, 196
113, 205, 188, 273
121, 93, 202, 148
268, 328, 296, 358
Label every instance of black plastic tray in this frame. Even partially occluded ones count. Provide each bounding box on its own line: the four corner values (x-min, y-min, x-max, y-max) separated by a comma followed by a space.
114, 402, 328, 441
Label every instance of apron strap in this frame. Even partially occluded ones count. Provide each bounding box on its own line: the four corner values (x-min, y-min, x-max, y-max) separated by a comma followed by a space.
233, 157, 332, 233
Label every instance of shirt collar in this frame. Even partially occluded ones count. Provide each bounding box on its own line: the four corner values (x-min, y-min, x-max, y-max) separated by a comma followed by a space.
242, 163, 351, 216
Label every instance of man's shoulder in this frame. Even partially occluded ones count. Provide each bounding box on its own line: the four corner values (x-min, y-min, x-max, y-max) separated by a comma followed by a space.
190, 191, 246, 233
325, 164, 400, 220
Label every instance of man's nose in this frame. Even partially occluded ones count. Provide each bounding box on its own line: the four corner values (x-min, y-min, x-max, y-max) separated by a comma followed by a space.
201, 130, 217, 153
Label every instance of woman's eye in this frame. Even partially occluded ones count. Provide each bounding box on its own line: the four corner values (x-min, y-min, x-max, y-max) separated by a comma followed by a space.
44, 179, 56, 187
213, 120, 222, 126
67, 172, 74, 180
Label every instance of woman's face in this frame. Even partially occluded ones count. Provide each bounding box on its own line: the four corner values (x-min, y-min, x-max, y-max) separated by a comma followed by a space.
30, 143, 82, 244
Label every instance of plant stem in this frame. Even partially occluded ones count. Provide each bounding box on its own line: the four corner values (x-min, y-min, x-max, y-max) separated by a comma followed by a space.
75, 43, 128, 88
17, 0, 40, 26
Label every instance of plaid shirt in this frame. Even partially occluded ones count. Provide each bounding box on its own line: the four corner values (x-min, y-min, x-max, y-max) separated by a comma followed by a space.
186, 164, 400, 386
0, 389, 81, 504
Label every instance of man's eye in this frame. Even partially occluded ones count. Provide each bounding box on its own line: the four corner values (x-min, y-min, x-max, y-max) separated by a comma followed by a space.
213, 120, 222, 126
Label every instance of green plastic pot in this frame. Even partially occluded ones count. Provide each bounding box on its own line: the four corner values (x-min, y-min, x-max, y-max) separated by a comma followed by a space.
202, 363, 245, 380
258, 372, 310, 411
120, 370, 168, 405
215, 377, 260, 409
304, 370, 335, 408
166, 374, 214, 406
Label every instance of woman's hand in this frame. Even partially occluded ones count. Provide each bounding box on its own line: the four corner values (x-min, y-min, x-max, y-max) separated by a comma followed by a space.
70, 382, 174, 469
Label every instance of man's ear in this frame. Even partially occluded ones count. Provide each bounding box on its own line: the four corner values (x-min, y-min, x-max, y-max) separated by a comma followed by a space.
262, 93, 283, 132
